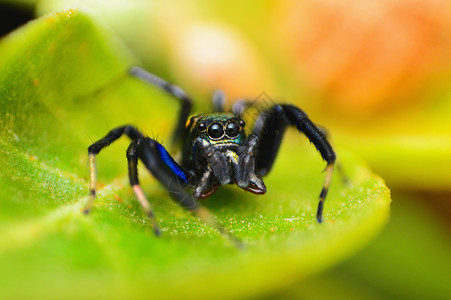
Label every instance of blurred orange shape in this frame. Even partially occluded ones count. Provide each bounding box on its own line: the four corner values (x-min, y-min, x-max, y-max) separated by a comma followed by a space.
276, 0, 451, 114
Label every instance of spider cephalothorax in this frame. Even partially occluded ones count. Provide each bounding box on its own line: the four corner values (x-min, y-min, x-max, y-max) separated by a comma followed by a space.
183, 113, 265, 199
84, 67, 336, 241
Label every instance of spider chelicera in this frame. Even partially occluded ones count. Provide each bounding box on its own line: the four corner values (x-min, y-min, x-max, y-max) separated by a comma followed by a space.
84, 66, 336, 239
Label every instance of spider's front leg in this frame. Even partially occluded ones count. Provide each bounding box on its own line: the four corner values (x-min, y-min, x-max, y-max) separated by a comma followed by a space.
86, 128, 240, 245
191, 137, 229, 199
191, 135, 266, 197
236, 134, 266, 194
126, 138, 196, 235
85, 125, 144, 214
130, 66, 192, 148
253, 104, 336, 223
85, 125, 166, 233
132, 138, 242, 246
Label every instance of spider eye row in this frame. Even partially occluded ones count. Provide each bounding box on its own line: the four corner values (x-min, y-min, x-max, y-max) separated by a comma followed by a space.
197, 120, 245, 139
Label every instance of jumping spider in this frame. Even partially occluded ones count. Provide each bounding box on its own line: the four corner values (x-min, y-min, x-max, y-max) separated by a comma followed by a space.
84, 67, 336, 239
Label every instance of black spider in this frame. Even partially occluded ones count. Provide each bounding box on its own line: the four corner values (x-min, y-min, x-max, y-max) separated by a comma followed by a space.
84, 67, 336, 240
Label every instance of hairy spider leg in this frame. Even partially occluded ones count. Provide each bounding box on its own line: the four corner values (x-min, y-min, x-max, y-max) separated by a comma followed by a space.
133, 137, 243, 247
212, 89, 226, 112
314, 124, 349, 186
86, 126, 162, 232
130, 66, 192, 148
252, 104, 336, 223
86, 125, 241, 245
127, 141, 161, 235
85, 125, 144, 214
231, 99, 249, 116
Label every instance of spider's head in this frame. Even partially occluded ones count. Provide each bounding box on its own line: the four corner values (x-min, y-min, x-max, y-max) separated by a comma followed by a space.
187, 113, 246, 145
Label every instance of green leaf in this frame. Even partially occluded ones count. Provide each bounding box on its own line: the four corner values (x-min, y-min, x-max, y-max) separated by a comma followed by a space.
335, 103, 451, 192
0, 10, 391, 299
267, 194, 451, 300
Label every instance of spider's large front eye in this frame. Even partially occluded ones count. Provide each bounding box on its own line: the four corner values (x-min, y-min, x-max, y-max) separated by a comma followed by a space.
226, 121, 240, 138
208, 122, 224, 139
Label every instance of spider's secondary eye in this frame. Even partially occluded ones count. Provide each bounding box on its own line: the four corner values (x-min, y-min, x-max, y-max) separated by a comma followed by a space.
197, 122, 207, 132
238, 119, 245, 127
208, 122, 224, 139
226, 121, 240, 138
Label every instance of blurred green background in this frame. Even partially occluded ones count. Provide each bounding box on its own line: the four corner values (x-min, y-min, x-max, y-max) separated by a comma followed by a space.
0, 0, 450, 299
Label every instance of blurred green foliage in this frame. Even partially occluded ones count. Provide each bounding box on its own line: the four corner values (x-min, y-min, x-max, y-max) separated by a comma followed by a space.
0, 9, 391, 299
